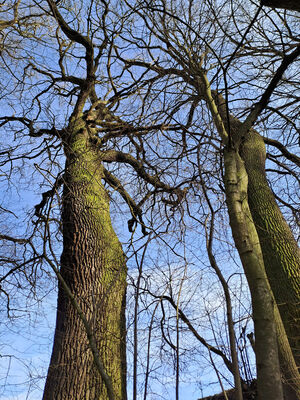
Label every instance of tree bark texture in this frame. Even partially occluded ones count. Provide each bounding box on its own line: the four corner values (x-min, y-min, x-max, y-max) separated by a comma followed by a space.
223, 147, 284, 400
43, 126, 127, 400
197, 78, 285, 398
213, 94, 300, 380
240, 131, 300, 367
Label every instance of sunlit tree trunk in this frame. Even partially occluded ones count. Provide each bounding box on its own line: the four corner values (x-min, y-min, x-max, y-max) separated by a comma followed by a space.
43, 125, 127, 400
214, 93, 299, 347
213, 93, 300, 397
223, 147, 283, 400
240, 131, 300, 397
196, 72, 284, 397
240, 130, 300, 365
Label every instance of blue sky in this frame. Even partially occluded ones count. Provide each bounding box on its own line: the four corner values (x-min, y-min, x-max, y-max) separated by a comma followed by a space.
1, 1, 284, 398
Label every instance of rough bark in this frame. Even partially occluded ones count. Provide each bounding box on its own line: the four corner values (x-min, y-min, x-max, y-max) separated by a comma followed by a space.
213, 93, 300, 397
197, 73, 284, 399
43, 125, 127, 400
240, 131, 300, 366
214, 95, 300, 336
223, 147, 283, 400
240, 131, 300, 397
198, 378, 297, 400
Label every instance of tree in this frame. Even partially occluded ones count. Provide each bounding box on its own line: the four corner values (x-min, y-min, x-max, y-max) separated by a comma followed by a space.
0, 0, 20, 31
0, 1, 299, 399
1, 1, 128, 399
0, 1, 193, 398
109, 0, 300, 397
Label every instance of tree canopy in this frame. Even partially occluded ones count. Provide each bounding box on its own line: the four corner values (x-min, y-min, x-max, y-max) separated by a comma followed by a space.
0, 1, 299, 399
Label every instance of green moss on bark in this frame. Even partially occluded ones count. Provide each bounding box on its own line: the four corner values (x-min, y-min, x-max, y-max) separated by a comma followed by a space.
43, 122, 127, 400
240, 131, 300, 367
224, 147, 283, 400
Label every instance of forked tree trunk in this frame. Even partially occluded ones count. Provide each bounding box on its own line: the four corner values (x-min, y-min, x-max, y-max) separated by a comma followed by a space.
240, 131, 300, 397
213, 92, 300, 396
43, 127, 127, 400
223, 147, 283, 400
240, 130, 300, 367
213, 93, 300, 364
197, 74, 285, 398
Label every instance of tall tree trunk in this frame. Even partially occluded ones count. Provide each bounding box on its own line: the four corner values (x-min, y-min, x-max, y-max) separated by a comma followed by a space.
211, 91, 300, 396
240, 130, 300, 366
197, 73, 285, 398
223, 147, 283, 400
239, 130, 300, 397
43, 127, 127, 400
213, 93, 300, 364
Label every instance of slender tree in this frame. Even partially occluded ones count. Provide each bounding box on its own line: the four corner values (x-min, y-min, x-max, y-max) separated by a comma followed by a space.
111, 0, 300, 397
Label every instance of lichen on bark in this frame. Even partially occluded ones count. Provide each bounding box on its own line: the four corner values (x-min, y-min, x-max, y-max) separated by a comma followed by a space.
223, 147, 283, 400
240, 130, 300, 367
43, 121, 127, 400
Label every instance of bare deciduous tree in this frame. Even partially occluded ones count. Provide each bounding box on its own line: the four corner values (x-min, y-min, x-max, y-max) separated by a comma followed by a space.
0, 1, 299, 400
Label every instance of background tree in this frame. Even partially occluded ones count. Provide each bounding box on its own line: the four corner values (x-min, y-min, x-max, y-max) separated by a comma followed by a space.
108, 0, 300, 397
